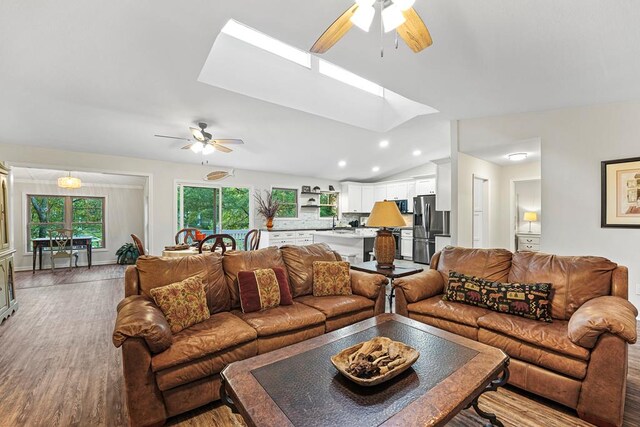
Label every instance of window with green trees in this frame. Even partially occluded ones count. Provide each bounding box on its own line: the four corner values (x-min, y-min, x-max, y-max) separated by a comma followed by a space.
27, 195, 105, 250
222, 187, 250, 230
272, 188, 298, 218
319, 192, 338, 218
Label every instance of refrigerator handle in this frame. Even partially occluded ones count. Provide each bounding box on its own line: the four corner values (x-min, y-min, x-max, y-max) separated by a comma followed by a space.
425, 202, 431, 233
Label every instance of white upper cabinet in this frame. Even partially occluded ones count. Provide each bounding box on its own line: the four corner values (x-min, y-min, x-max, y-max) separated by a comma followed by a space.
387, 182, 408, 200
407, 181, 416, 203
345, 184, 362, 212
415, 179, 436, 196
361, 186, 375, 213
374, 185, 387, 203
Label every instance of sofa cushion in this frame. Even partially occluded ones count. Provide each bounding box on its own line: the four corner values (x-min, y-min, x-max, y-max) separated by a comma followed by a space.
280, 243, 340, 297
150, 276, 210, 334
477, 312, 590, 361
223, 246, 288, 309
238, 267, 293, 313
151, 312, 257, 372
295, 295, 374, 318
407, 295, 492, 328
508, 252, 617, 320
233, 302, 325, 337
136, 253, 230, 314
436, 247, 512, 283
312, 261, 352, 296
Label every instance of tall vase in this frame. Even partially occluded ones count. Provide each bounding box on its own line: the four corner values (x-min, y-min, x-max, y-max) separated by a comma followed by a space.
266, 217, 274, 230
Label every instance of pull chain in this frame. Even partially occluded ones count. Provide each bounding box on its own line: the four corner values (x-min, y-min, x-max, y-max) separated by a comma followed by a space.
380, 0, 384, 57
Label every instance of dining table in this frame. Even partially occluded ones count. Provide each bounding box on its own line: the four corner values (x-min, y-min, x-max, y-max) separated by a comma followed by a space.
32, 235, 94, 273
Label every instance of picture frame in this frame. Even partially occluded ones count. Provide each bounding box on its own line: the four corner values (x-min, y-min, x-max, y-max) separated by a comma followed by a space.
601, 156, 640, 228
301, 186, 311, 193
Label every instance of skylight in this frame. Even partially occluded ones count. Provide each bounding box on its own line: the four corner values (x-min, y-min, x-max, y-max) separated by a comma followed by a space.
221, 19, 311, 68
318, 60, 384, 97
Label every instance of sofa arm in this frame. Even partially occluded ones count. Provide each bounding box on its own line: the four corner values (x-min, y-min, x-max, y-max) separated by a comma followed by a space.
568, 296, 638, 349
393, 270, 444, 303
113, 295, 173, 353
350, 270, 387, 299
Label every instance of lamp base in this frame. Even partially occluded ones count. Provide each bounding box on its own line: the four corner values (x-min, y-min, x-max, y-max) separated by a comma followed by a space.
374, 228, 396, 270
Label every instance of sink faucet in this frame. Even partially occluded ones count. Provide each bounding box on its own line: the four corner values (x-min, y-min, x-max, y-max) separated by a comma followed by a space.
332, 215, 338, 229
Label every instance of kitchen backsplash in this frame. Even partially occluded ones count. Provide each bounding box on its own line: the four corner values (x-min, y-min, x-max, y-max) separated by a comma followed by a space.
342, 213, 413, 227
269, 211, 334, 230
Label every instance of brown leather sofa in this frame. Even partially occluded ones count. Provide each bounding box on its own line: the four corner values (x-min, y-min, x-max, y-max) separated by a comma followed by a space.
112, 243, 387, 426
393, 246, 638, 427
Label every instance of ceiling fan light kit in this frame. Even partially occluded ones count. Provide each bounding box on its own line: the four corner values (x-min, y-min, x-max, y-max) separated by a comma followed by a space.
382, 3, 406, 33
155, 122, 244, 158
350, 5, 375, 31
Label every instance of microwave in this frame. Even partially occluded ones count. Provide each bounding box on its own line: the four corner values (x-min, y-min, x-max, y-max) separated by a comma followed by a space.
393, 199, 408, 214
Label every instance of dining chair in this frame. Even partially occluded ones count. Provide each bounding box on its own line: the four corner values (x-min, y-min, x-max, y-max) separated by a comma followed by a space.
48, 228, 78, 270
198, 234, 236, 255
131, 234, 145, 256
244, 229, 261, 251
175, 228, 200, 245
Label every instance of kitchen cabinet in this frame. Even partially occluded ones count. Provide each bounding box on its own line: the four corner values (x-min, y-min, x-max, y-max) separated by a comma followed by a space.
374, 185, 387, 203
261, 231, 315, 248
342, 184, 362, 213
406, 181, 416, 207
400, 229, 413, 259
415, 179, 435, 196
361, 186, 375, 213
387, 182, 408, 200
436, 161, 451, 211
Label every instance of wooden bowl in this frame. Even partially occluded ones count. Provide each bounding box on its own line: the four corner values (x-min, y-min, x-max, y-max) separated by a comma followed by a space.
331, 337, 420, 387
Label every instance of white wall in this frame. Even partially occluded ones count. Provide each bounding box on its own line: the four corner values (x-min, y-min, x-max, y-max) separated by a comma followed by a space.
13, 180, 144, 270
379, 162, 437, 181
0, 143, 339, 257
458, 101, 640, 314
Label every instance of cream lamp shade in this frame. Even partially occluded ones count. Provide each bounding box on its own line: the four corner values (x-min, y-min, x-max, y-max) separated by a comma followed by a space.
523, 212, 538, 222
368, 201, 407, 228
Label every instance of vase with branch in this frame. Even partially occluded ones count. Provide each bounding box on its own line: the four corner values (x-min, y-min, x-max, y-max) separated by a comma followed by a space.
254, 190, 280, 230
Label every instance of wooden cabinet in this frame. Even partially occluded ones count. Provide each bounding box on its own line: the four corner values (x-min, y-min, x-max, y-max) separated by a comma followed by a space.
0, 162, 17, 324
361, 186, 375, 213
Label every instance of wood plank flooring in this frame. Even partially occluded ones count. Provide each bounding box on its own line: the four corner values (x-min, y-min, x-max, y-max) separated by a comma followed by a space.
1, 265, 638, 426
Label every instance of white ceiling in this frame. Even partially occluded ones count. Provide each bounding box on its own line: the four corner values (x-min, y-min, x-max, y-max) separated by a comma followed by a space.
465, 138, 541, 166
1, 1, 639, 180
13, 167, 147, 187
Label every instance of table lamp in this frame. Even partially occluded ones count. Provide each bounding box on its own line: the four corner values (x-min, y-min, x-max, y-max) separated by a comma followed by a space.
367, 200, 407, 269
523, 211, 538, 233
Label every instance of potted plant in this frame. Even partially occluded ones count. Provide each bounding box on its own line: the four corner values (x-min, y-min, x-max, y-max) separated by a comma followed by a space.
254, 190, 280, 230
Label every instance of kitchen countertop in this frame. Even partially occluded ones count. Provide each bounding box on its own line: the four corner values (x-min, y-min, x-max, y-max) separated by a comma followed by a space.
312, 230, 377, 239
261, 226, 413, 232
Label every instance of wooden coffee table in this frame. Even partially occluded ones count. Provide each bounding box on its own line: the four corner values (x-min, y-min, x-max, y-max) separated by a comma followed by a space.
220, 314, 509, 427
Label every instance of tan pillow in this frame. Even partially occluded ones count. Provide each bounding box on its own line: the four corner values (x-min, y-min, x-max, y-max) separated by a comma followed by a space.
150, 276, 210, 333
312, 261, 352, 296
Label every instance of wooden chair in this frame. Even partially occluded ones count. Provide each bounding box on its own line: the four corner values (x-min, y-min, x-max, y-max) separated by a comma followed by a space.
48, 228, 78, 270
131, 234, 145, 256
198, 234, 236, 255
175, 228, 200, 245
244, 229, 261, 251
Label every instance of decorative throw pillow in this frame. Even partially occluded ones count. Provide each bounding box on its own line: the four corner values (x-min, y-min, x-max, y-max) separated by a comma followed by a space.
149, 276, 210, 333
312, 261, 352, 296
237, 267, 293, 313
444, 271, 553, 322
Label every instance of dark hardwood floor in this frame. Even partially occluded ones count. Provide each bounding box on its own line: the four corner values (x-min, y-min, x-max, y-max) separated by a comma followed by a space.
1, 265, 638, 426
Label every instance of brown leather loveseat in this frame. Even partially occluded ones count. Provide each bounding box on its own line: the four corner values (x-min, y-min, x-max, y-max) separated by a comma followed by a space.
112, 243, 387, 426
393, 246, 638, 427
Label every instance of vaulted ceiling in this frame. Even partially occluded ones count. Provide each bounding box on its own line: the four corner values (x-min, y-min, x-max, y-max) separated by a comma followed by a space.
1, 1, 639, 180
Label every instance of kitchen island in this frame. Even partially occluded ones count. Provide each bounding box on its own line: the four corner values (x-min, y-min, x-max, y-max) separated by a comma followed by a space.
312, 229, 377, 263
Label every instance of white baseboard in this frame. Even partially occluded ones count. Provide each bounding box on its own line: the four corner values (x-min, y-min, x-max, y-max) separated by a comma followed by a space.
14, 259, 119, 272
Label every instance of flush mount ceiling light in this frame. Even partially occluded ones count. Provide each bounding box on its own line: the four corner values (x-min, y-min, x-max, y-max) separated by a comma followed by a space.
507, 152, 528, 161
311, 0, 432, 55
57, 172, 82, 189
379, 140, 389, 148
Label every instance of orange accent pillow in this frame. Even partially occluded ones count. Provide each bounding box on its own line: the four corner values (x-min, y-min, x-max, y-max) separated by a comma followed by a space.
237, 267, 293, 313
149, 276, 210, 333
312, 261, 352, 296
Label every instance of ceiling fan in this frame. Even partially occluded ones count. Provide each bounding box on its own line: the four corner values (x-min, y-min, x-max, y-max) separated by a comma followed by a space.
310, 0, 432, 54
154, 122, 244, 154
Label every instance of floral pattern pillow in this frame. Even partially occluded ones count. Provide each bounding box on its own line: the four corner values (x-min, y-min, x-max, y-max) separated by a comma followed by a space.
237, 267, 293, 313
312, 261, 352, 296
150, 276, 210, 333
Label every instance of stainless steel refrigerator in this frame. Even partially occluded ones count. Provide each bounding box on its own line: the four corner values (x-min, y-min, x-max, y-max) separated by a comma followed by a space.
413, 195, 444, 264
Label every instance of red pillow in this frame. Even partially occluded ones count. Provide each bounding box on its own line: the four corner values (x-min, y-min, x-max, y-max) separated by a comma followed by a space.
237, 267, 293, 313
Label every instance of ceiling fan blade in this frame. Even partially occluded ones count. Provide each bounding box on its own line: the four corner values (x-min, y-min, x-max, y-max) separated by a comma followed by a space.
154, 134, 191, 141
310, 4, 358, 54
213, 143, 232, 153
181, 144, 193, 150
213, 139, 244, 145
396, 7, 433, 53
190, 127, 206, 142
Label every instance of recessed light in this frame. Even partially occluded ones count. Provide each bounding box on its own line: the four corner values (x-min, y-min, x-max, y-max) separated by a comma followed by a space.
379, 140, 389, 148
318, 60, 384, 97
412, 150, 422, 156
507, 152, 528, 161
221, 20, 311, 68
338, 160, 347, 167
372, 166, 380, 172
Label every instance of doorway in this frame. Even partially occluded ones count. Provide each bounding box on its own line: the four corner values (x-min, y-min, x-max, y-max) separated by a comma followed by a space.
472, 176, 489, 248
510, 179, 541, 251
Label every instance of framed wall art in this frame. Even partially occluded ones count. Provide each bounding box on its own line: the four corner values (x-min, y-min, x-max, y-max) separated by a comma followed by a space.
601, 156, 640, 228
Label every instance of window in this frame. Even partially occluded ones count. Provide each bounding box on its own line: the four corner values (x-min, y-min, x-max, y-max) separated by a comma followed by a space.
272, 187, 298, 218
319, 192, 338, 218
27, 195, 105, 251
